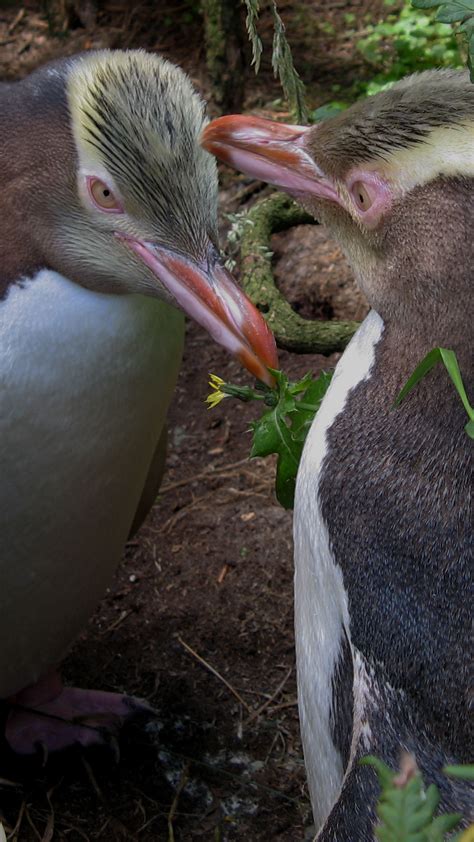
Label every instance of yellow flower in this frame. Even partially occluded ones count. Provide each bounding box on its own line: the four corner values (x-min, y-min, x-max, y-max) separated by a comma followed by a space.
460, 827, 474, 842
205, 373, 228, 409
205, 390, 227, 409
208, 373, 225, 390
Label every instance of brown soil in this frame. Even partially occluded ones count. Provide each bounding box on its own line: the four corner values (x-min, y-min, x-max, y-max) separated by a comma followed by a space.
273, 226, 369, 322
0, 2, 371, 839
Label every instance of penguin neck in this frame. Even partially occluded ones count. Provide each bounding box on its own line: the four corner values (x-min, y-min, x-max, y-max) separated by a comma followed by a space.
345, 176, 472, 374
366, 306, 472, 407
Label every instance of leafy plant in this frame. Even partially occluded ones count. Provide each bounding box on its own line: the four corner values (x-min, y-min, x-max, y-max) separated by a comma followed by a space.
223, 209, 256, 272
270, 1, 309, 121
310, 0, 468, 122
356, 0, 463, 93
206, 369, 332, 508
242, 0, 309, 121
244, 0, 263, 73
206, 346, 471, 508
411, 0, 474, 80
362, 755, 464, 841
249, 369, 331, 507
394, 348, 474, 439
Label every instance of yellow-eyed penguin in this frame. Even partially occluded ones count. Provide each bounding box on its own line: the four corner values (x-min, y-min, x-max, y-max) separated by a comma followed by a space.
0, 49, 277, 756
202, 69, 473, 837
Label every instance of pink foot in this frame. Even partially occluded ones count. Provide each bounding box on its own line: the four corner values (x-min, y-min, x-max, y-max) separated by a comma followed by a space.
5, 670, 154, 757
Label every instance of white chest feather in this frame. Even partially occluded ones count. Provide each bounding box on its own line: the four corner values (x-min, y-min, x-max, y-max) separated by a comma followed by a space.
293, 310, 384, 830
0, 270, 184, 697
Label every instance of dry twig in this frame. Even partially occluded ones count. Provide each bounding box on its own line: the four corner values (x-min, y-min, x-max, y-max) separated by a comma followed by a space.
244, 667, 292, 726
24, 806, 42, 842
7, 800, 25, 841
101, 608, 134, 635
178, 637, 252, 714
40, 789, 55, 842
8, 8, 25, 34
159, 458, 250, 494
167, 763, 190, 842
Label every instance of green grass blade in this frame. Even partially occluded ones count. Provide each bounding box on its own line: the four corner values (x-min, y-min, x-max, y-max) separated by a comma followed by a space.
394, 348, 443, 406
394, 348, 474, 432
444, 764, 474, 781
465, 419, 474, 439
438, 349, 474, 420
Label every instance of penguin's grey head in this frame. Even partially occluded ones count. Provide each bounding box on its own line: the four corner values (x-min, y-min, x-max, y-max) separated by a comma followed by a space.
202, 70, 474, 328
2, 49, 277, 383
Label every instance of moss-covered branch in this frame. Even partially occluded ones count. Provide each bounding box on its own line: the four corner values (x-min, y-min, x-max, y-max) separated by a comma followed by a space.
239, 193, 359, 355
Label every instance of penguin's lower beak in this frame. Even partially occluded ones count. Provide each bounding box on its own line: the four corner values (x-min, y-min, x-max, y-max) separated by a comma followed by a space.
201, 115, 339, 203
120, 236, 278, 386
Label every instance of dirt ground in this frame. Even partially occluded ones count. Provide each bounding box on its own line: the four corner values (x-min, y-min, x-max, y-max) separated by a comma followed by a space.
0, 2, 374, 839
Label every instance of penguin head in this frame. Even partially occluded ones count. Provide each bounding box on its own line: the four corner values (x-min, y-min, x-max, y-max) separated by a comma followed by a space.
6, 49, 277, 383
202, 70, 474, 324
64, 50, 218, 297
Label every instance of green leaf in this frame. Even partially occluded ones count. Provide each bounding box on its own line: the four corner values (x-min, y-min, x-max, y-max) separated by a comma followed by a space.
394, 348, 474, 438
412, 0, 448, 7
243, 0, 263, 73
361, 755, 396, 787
242, 0, 308, 122
428, 813, 463, 836
361, 754, 463, 841
411, 0, 474, 71
444, 764, 474, 781
249, 369, 332, 508
290, 372, 332, 441
206, 368, 332, 509
311, 101, 349, 122
436, 2, 473, 23
394, 348, 442, 403
435, 350, 472, 416
269, 1, 309, 122
250, 406, 300, 509
354, 0, 465, 91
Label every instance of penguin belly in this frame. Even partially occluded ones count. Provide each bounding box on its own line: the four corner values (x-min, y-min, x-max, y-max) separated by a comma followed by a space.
0, 269, 184, 698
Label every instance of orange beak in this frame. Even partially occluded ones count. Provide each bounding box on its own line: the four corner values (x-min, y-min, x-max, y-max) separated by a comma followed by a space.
201, 115, 339, 203
120, 236, 278, 386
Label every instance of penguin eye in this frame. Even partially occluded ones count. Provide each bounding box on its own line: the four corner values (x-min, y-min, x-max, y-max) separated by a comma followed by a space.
87, 177, 123, 213
351, 181, 374, 212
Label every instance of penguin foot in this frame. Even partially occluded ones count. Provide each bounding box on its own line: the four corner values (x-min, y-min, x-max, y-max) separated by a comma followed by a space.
5, 670, 155, 758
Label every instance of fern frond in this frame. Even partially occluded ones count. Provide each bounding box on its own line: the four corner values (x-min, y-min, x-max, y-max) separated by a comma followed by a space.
243, 0, 263, 73
269, 1, 309, 122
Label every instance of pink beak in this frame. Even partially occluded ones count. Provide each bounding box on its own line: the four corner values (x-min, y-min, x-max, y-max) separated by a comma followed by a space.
201, 115, 338, 203
120, 235, 278, 386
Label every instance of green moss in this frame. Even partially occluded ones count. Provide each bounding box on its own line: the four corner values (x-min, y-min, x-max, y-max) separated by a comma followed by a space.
239, 194, 359, 355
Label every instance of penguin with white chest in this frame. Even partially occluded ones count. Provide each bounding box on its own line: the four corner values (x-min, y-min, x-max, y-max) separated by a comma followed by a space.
202, 70, 473, 836
0, 50, 277, 756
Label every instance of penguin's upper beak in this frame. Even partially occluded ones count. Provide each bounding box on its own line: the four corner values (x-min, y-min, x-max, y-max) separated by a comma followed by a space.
118, 234, 278, 386
201, 115, 339, 204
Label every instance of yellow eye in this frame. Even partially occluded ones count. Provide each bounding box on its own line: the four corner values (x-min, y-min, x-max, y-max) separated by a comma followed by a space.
352, 181, 373, 211
87, 177, 123, 212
